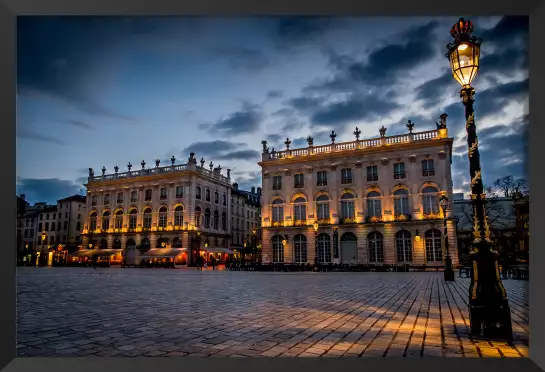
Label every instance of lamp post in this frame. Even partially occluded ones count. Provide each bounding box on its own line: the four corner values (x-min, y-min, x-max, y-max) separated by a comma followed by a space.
312, 220, 319, 267
439, 195, 455, 281
445, 17, 512, 342
40, 231, 46, 266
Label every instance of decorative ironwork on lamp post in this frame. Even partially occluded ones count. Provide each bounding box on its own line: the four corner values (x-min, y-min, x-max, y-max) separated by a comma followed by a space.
439, 195, 455, 281
445, 17, 513, 342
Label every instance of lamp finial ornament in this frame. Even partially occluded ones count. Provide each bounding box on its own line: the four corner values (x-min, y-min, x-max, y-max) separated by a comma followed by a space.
353, 127, 361, 140
171, 156, 176, 165
307, 136, 314, 146
141, 160, 146, 169
379, 126, 387, 138
127, 162, 132, 172
406, 120, 415, 133
285, 138, 291, 150
114, 165, 119, 174
101, 166, 106, 175
155, 159, 160, 168
329, 130, 337, 144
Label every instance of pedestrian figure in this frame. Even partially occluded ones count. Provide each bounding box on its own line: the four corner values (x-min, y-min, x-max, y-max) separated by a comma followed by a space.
211, 256, 216, 270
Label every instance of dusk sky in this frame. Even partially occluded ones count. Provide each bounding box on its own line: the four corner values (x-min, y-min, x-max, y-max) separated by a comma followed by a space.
16, 16, 528, 205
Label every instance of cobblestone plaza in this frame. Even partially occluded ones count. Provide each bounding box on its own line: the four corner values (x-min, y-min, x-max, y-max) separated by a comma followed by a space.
16, 268, 529, 358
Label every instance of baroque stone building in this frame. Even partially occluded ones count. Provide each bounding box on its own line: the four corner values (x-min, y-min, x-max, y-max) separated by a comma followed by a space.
230, 184, 262, 257
82, 153, 232, 265
259, 118, 458, 267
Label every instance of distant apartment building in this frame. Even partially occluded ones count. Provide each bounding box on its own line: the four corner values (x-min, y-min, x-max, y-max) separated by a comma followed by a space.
22, 202, 47, 256
16, 194, 30, 261
230, 184, 262, 255
258, 119, 458, 266
36, 205, 58, 258
56, 195, 87, 250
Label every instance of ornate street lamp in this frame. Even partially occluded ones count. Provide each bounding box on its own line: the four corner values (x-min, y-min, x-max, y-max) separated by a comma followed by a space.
439, 195, 455, 281
446, 18, 513, 342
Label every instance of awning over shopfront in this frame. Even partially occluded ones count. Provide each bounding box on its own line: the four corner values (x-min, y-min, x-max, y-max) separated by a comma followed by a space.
140, 248, 187, 258
68, 249, 94, 257
90, 249, 123, 257
203, 247, 234, 254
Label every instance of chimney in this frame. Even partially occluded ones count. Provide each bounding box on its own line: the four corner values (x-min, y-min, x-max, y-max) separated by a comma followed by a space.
251, 186, 256, 194
257, 187, 262, 196
233, 183, 238, 190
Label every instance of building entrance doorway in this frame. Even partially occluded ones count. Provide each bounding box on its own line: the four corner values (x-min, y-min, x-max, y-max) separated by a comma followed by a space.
340, 232, 358, 265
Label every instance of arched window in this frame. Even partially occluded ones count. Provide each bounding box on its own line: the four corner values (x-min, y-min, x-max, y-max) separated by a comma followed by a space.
89, 212, 97, 231
272, 235, 284, 263
172, 237, 182, 248
204, 208, 211, 228
317, 233, 331, 263
425, 229, 443, 262
396, 230, 412, 262
140, 238, 150, 250
393, 189, 410, 216
221, 212, 227, 230
340, 193, 355, 219
368, 232, 384, 263
316, 194, 330, 220
272, 198, 284, 223
143, 208, 152, 229
100, 238, 108, 249
129, 209, 137, 229
113, 239, 122, 249
196, 186, 201, 200
367, 191, 382, 218
293, 234, 307, 263
102, 211, 110, 230
115, 210, 123, 229
174, 206, 183, 226
195, 206, 201, 227
222, 193, 227, 206
158, 206, 168, 228
213, 210, 219, 229
293, 197, 307, 223
205, 189, 211, 202
422, 186, 439, 215
214, 191, 219, 204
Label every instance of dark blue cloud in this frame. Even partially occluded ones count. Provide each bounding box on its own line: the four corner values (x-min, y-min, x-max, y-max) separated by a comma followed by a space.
182, 140, 259, 162
17, 178, 83, 204
206, 102, 264, 136
214, 46, 270, 71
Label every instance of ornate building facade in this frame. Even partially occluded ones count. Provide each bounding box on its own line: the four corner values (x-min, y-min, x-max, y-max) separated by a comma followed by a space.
259, 118, 458, 267
82, 153, 232, 265
230, 185, 262, 259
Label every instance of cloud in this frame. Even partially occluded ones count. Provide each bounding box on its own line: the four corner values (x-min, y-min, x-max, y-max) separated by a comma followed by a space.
182, 140, 259, 162
66, 119, 94, 130
17, 17, 140, 122
414, 70, 459, 107
266, 90, 283, 99
310, 94, 401, 127
206, 102, 264, 136
17, 128, 65, 145
232, 170, 262, 190
274, 16, 339, 48
480, 16, 529, 48
16, 178, 83, 204
215, 46, 270, 71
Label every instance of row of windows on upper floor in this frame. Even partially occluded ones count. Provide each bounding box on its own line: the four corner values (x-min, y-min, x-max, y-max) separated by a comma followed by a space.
271, 160, 436, 190
36, 221, 80, 233
88, 205, 228, 231
90, 186, 228, 207
231, 218, 259, 232
34, 235, 81, 246
269, 230, 444, 264
270, 186, 442, 222
35, 211, 78, 222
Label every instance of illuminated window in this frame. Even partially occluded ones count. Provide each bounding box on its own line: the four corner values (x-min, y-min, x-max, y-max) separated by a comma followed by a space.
293, 197, 306, 222
422, 186, 439, 214
115, 210, 123, 229
129, 209, 137, 229
367, 191, 382, 218
368, 232, 384, 263
158, 207, 168, 228
272, 235, 284, 263
425, 229, 442, 262
102, 211, 110, 230
143, 208, 152, 229
340, 193, 355, 219
293, 234, 307, 263
317, 233, 331, 263
393, 189, 410, 216
272, 199, 284, 223
396, 230, 412, 262
316, 195, 330, 219
89, 213, 97, 231
174, 206, 183, 226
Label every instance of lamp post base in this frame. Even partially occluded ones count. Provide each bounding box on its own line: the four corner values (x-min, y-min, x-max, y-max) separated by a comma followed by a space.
444, 256, 455, 281
468, 243, 514, 343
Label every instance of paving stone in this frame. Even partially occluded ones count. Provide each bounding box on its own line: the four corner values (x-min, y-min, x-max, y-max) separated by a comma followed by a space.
16, 269, 529, 359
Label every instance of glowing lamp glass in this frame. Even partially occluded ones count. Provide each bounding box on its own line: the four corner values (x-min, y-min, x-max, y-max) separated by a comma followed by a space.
449, 42, 480, 87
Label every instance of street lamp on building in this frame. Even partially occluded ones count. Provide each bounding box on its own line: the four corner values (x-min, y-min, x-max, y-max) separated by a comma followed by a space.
445, 17, 512, 342
40, 231, 46, 266
312, 220, 319, 267
439, 195, 455, 281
